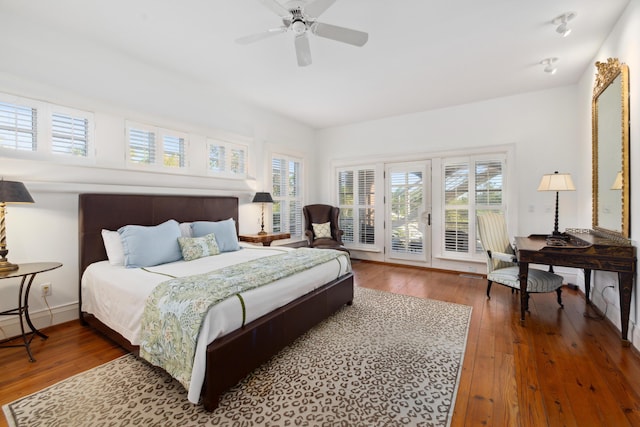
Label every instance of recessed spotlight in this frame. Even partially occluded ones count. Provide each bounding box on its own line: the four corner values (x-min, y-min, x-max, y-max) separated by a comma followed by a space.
540, 58, 559, 74
552, 12, 576, 37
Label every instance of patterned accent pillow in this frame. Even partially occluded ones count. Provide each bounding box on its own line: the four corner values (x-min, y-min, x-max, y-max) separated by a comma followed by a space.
312, 222, 332, 239
178, 233, 220, 261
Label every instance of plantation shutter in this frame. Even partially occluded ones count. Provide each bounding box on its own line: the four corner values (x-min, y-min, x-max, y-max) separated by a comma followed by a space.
163, 134, 185, 167
337, 167, 376, 246
358, 169, 375, 245
230, 147, 246, 174
209, 144, 225, 172
338, 170, 354, 243
444, 162, 470, 253
51, 112, 88, 157
128, 128, 156, 165
272, 156, 303, 237
0, 101, 37, 151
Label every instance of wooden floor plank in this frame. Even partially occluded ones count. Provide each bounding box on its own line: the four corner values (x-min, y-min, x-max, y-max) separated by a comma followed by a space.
2, 260, 640, 427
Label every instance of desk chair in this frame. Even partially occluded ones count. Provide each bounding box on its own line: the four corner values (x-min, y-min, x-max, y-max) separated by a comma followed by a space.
477, 212, 564, 309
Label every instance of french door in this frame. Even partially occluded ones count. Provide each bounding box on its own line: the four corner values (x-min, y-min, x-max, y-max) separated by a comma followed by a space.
384, 161, 431, 265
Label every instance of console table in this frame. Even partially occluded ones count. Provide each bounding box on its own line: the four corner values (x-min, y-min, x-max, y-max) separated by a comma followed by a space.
514, 231, 635, 345
0, 262, 63, 361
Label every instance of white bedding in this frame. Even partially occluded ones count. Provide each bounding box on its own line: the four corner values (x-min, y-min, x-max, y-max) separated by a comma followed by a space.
81, 243, 351, 403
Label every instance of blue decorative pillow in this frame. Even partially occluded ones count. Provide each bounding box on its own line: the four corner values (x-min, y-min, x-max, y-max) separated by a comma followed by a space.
178, 233, 220, 261
118, 219, 182, 268
191, 218, 241, 253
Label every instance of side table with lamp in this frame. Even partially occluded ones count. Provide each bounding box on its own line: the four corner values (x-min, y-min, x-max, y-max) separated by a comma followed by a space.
241, 192, 291, 245
0, 179, 63, 361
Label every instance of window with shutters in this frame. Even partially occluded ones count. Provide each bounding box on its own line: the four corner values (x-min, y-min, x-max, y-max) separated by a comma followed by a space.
51, 111, 90, 157
271, 154, 303, 238
0, 94, 94, 160
207, 139, 247, 178
443, 154, 505, 258
337, 166, 376, 247
0, 101, 37, 151
126, 121, 187, 170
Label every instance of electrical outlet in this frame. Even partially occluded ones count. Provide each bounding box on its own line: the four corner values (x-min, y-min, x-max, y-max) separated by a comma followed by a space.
40, 282, 52, 297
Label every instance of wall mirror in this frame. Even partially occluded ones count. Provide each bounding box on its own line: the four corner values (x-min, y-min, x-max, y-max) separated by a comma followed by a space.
592, 57, 630, 237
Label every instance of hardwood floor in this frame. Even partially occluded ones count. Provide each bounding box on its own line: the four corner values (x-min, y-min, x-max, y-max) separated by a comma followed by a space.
2, 260, 640, 426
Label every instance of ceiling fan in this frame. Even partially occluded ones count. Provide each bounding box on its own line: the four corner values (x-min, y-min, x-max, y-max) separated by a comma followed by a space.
236, 0, 368, 67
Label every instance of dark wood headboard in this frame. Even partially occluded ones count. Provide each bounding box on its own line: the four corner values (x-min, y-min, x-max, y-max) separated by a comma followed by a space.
78, 193, 239, 301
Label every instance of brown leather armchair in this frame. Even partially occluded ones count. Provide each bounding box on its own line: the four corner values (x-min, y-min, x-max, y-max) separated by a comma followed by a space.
303, 204, 348, 252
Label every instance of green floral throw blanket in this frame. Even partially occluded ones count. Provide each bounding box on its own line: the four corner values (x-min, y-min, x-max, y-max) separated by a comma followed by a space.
139, 248, 350, 391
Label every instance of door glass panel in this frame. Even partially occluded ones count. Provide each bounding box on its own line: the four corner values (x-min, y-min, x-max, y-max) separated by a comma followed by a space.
390, 170, 424, 255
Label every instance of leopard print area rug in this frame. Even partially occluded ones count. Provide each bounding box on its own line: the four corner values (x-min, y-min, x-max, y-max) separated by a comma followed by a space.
3, 287, 471, 427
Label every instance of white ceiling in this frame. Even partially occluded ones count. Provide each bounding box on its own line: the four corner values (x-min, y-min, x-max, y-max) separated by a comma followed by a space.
0, 0, 630, 129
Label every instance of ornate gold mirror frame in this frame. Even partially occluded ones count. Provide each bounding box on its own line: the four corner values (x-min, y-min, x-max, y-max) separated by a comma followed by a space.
592, 58, 630, 237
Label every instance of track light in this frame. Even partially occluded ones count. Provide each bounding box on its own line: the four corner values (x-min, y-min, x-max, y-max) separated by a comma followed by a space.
552, 12, 576, 37
540, 58, 558, 74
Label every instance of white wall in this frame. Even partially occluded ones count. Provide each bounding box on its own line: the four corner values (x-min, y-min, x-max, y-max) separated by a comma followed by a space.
0, 70, 316, 338
575, 0, 640, 346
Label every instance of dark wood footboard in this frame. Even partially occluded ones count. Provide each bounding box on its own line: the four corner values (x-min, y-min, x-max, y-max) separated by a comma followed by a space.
201, 272, 353, 411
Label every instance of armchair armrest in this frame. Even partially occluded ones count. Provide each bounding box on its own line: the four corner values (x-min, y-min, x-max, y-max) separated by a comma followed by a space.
304, 230, 314, 245
488, 250, 517, 263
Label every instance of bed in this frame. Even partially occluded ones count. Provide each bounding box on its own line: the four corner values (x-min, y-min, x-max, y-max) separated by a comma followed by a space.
78, 193, 354, 411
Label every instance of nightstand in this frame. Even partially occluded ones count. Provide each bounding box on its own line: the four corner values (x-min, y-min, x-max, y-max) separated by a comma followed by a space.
0, 262, 62, 362
239, 232, 290, 246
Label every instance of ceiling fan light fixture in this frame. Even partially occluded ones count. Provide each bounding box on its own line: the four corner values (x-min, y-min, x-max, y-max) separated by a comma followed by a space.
552, 12, 576, 37
291, 19, 306, 35
540, 57, 559, 74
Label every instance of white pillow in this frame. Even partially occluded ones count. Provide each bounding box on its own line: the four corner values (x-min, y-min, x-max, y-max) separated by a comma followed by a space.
101, 229, 125, 266
312, 222, 332, 239
179, 222, 193, 238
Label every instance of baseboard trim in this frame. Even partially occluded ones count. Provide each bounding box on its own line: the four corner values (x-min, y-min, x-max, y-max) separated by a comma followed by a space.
0, 302, 78, 341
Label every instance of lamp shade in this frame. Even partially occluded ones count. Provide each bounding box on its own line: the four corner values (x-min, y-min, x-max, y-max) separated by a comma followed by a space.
0, 180, 34, 204
252, 192, 273, 203
537, 172, 576, 192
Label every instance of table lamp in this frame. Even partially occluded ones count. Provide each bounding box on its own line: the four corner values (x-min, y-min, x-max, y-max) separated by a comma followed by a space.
537, 171, 575, 238
252, 192, 273, 235
0, 179, 34, 271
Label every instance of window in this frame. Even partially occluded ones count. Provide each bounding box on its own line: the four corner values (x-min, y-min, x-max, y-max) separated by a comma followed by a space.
0, 101, 37, 151
51, 111, 89, 157
207, 139, 247, 177
271, 154, 303, 238
163, 135, 185, 168
337, 166, 376, 247
443, 155, 505, 258
127, 122, 187, 169
0, 95, 93, 160
128, 127, 155, 165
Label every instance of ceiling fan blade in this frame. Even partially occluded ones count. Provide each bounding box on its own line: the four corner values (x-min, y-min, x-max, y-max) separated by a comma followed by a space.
235, 27, 287, 45
311, 22, 368, 46
258, 0, 291, 18
304, 0, 336, 18
295, 33, 312, 67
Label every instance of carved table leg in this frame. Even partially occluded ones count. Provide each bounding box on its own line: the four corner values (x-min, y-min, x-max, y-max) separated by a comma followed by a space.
619, 272, 633, 346
583, 268, 592, 304
518, 262, 529, 325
